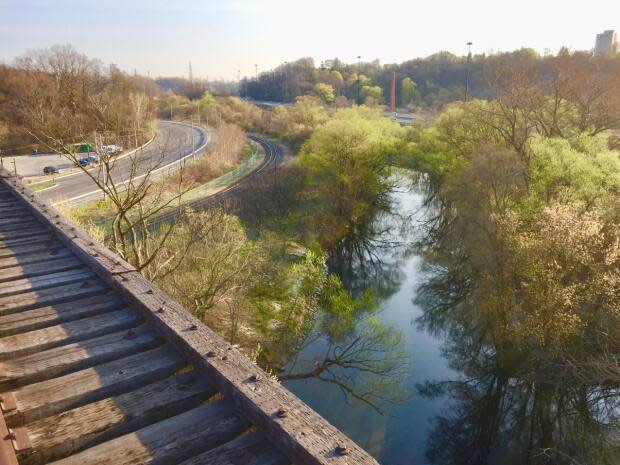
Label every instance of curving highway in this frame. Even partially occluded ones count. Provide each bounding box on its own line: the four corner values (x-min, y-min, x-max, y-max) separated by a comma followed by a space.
39, 121, 209, 206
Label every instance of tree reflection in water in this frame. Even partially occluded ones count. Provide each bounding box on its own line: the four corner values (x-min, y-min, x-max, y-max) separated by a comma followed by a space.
280, 176, 418, 413
415, 196, 620, 465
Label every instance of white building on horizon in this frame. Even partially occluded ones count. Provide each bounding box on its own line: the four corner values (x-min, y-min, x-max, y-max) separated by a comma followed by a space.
594, 30, 618, 55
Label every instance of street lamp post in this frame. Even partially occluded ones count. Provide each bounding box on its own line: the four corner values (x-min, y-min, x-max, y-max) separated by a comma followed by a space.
283, 61, 288, 102
191, 118, 195, 162
357, 55, 361, 105
465, 42, 473, 102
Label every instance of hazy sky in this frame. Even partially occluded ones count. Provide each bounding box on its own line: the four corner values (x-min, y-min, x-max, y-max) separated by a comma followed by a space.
1, 0, 618, 79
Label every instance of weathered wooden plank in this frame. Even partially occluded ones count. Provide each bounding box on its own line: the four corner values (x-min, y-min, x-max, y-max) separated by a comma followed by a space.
0, 292, 124, 337
0, 308, 144, 361
0, 241, 60, 259
2, 345, 184, 426
48, 400, 249, 465
0, 268, 94, 297
0, 323, 159, 389
0, 280, 108, 316
0, 216, 35, 227
0, 248, 73, 269
20, 372, 216, 465
0, 410, 19, 465
0, 199, 19, 206
0, 227, 45, 242
0, 219, 39, 231
0, 233, 54, 249
0, 208, 28, 218
111, 279, 380, 465
0, 257, 82, 283
178, 432, 289, 465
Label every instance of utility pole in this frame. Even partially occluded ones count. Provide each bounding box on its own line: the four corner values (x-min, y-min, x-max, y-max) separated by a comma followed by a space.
237, 69, 241, 97
283, 61, 288, 102
356, 56, 362, 105
254, 64, 258, 80
465, 42, 473, 102
191, 118, 195, 162
390, 71, 397, 114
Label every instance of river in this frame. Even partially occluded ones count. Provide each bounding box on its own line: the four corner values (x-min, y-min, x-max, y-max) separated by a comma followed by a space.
281, 176, 619, 465
282, 180, 457, 465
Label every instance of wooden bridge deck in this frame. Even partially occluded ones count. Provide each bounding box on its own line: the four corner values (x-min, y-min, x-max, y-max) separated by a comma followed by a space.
0, 172, 379, 465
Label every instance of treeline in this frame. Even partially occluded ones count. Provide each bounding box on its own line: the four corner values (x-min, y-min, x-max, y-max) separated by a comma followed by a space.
0, 45, 158, 154
244, 48, 620, 109
155, 77, 238, 100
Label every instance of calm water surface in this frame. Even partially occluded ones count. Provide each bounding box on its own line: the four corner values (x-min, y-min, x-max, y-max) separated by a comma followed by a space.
283, 185, 455, 465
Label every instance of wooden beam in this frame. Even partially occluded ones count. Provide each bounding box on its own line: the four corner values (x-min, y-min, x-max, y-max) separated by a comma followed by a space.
1, 345, 184, 426
0, 268, 94, 297
0, 241, 60, 259
0, 308, 145, 362
0, 323, 161, 390
0, 234, 55, 250
0, 409, 19, 465
48, 400, 249, 465
178, 432, 289, 465
0, 280, 108, 316
21, 372, 216, 465
0, 248, 73, 270
0, 292, 124, 337
0, 257, 82, 283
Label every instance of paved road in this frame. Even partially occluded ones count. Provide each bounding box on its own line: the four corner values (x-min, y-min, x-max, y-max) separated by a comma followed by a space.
39, 121, 209, 206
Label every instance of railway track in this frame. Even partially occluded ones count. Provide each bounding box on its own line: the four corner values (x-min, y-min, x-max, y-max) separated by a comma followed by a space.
150, 134, 282, 227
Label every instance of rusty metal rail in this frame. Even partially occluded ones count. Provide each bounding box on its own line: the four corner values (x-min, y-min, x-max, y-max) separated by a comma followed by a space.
0, 169, 380, 465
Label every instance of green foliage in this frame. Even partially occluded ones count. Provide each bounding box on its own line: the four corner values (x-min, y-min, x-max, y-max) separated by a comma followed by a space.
269, 95, 328, 146
400, 77, 420, 106
313, 83, 335, 104
252, 249, 375, 360
360, 85, 383, 104
525, 135, 620, 212
298, 106, 405, 248
199, 90, 215, 108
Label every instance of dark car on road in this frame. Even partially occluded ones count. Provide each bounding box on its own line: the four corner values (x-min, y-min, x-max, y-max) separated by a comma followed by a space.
43, 166, 60, 175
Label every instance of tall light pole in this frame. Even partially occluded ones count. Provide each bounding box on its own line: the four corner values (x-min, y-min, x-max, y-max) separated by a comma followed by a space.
283, 61, 288, 102
254, 64, 258, 80
465, 42, 473, 102
191, 118, 195, 162
356, 55, 361, 105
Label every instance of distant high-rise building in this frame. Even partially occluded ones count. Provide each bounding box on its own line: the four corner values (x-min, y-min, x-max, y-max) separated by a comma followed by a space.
594, 30, 618, 55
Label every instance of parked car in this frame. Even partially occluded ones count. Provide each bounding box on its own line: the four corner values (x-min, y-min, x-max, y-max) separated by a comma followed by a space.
102, 145, 123, 154
43, 166, 59, 175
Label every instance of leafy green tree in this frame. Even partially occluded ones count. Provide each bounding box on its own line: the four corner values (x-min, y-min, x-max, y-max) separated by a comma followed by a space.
360, 85, 383, 104
525, 134, 620, 213
270, 95, 328, 146
298, 107, 405, 248
400, 77, 420, 106
313, 83, 335, 104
